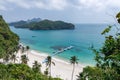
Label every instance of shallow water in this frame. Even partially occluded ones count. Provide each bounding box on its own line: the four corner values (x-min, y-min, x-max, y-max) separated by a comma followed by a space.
10, 24, 108, 65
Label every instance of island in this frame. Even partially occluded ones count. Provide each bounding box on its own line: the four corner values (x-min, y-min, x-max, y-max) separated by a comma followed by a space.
9, 19, 75, 30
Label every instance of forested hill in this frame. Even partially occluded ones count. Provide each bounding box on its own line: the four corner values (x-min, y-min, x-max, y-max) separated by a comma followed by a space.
9, 19, 75, 30
0, 16, 61, 80
0, 15, 19, 58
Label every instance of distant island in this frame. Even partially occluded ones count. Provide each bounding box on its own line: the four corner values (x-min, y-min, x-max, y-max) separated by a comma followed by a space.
9, 19, 75, 30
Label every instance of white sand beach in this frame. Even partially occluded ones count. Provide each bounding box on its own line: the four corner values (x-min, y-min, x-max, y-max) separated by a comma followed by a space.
15, 49, 85, 80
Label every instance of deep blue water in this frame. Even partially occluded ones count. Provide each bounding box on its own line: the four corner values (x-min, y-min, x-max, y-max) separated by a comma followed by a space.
10, 24, 109, 65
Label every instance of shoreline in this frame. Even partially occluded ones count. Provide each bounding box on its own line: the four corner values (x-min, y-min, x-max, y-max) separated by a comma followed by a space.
30, 50, 86, 67
17, 43, 87, 79
16, 47, 85, 80
19, 42, 95, 66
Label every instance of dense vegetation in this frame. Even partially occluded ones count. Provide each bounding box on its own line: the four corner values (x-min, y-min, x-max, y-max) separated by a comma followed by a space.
0, 16, 61, 80
0, 63, 61, 80
77, 12, 120, 80
9, 19, 75, 30
0, 15, 19, 59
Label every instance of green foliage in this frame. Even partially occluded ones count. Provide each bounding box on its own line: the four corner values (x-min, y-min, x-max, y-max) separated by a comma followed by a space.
116, 12, 120, 24
78, 13, 120, 80
46, 56, 56, 68
70, 56, 79, 64
10, 54, 17, 63
44, 68, 49, 76
26, 46, 30, 50
46, 56, 55, 77
101, 26, 112, 35
0, 15, 19, 59
9, 19, 75, 30
0, 63, 61, 80
0, 16, 61, 80
78, 66, 119, 80
21, 55, 29, 64
70, 56, 79, 80
32, 61, 41, 73
116, 12, 120, 18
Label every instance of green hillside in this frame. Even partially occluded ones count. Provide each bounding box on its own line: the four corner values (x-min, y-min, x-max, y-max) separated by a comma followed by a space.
0, 16, 61, 80
0, 15, 19, 58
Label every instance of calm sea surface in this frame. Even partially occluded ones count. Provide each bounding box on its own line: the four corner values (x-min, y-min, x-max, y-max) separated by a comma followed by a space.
10, 24, 110, 65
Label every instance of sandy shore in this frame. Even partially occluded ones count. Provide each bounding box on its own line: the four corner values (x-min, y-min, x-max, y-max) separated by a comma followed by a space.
15, 50, 85, 80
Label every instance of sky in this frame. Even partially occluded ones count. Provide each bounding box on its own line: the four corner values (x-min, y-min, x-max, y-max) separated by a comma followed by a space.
0, 0, 120, 23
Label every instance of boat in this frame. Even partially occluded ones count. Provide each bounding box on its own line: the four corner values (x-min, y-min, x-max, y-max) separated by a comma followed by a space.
32, 36, 36, 37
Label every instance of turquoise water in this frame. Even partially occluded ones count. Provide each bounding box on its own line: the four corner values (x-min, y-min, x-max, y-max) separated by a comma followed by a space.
10, 24, 108, 65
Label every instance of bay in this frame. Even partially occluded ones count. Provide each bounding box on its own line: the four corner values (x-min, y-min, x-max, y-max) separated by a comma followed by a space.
10, 24, 108, 66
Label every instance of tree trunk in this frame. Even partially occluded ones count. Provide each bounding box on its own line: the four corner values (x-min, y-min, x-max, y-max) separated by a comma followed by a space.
71, 64, 75, 80
14, 59, 15, 63
27, 50, 28, 57
49, 64, 51, 80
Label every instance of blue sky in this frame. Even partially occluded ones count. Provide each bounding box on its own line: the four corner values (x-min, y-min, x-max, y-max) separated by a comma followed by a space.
0, 0, 120, 23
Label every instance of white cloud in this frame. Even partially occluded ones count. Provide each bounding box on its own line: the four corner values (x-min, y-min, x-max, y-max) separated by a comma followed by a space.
32, 0, 68, 10
106, 0, 120, 8
75, 0, 105, 11
76, 0, 120, 11
48, 0, 68, 10
0, 0, 68, 11
7, 0, 32, 9
0, 0, 120, 11
0, 5, 7, 11
0, 0, 7, 10
32, 1, 45, 9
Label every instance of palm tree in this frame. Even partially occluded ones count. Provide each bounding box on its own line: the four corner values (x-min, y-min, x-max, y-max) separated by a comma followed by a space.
70, 56, 79, 80
3, 54, 10, 63
26, 46, 30, 57
32, 60, 41, 73
46, 56, 55, 77
14, 46, 20, 53
21, 47, 25, 54
10, 54, 17, 63
44, 68, 49, 76
21, 55, 28, 64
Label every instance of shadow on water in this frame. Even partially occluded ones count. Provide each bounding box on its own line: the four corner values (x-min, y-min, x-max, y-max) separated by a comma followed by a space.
50, 45, 67, 50
50, 45, 84, 53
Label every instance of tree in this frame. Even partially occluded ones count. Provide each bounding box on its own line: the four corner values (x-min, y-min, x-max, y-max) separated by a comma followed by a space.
21, 55, 28, 64
0, 16, 61, 80
116, 12, 120, 23
0, 63, 62, 80
77, 12, 120, 80
0, 16, 19, 59
32, 61, 41, 73
44, 68, 49, 76
26, 46, 30, 57
45, 56, 55, 78
70, 56, 79, 80
3, 54, 10, 63
21, 47, 25, 53
10, 54, 17, 63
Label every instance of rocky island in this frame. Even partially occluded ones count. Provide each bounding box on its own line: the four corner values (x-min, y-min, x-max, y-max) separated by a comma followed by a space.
9, 19, 75, 30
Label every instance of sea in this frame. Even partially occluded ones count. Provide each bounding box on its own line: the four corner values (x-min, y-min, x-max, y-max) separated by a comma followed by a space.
10, 24, 113, 66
